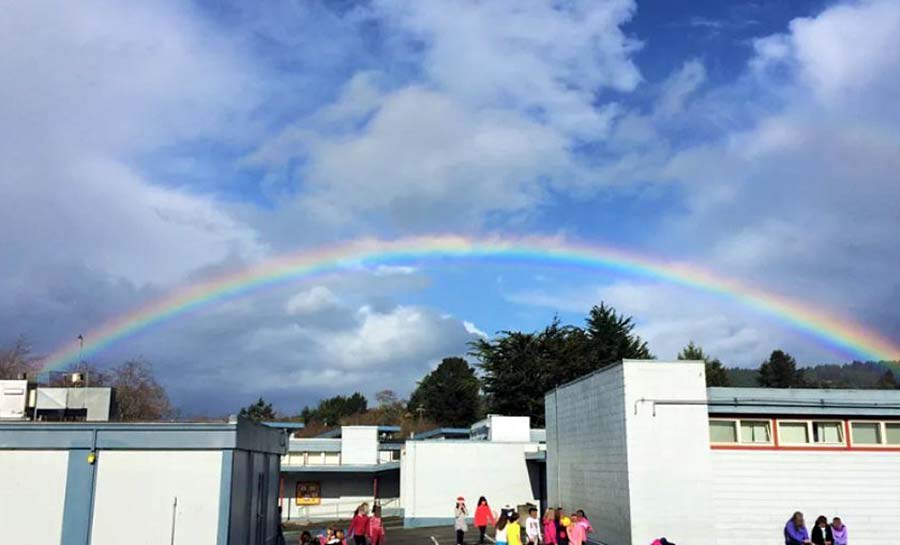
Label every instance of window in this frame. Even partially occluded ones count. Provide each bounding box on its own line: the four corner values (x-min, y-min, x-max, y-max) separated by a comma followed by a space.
709, 420, 738, 443
740, 420, 771, 443
851, 422, 881, 445
886, 424, 900, 446
812, 421, 843, 444
779, 422, 810, 444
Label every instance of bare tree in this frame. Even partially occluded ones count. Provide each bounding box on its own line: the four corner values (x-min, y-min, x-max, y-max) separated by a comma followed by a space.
0, 336, 42, 379
111, 360, 174, 421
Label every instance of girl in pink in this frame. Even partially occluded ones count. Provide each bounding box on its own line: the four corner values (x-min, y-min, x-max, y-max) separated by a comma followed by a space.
566, 513, 586, 545
350, 503, 370, 545
368, 505, 386, 545
542, 508, 557, 545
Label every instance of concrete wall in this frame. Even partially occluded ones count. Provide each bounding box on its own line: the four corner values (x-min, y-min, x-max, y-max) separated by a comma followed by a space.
91, 450, 224, 545
401, 440, 540, 527
546, 364, 631, 545
711, 450, 900, 545
0, 450, 68, 544
341, 427, 379, 465
622, 361, 713, 545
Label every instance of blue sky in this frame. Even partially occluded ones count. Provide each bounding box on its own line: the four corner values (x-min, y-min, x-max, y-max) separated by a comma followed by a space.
1, 0, 898, 414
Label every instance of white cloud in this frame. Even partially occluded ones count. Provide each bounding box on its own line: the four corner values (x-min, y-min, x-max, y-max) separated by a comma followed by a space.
285, 286, 339, 315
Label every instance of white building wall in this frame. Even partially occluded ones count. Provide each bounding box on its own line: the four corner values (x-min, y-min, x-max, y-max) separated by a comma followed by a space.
546, 365, 631, 545
622, 360, 714, 545
489, 416, 532, 442
0, 450, 68, 544
90, 450, 223, 545
341, 427, 379, 465
712, 450, 900, 545
402, 441, 540, 525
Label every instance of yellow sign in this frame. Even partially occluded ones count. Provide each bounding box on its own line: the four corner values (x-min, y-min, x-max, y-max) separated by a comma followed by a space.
296, 481, 321, 506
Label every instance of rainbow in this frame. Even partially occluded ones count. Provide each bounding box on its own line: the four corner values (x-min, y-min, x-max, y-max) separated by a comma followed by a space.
41, 234, 900, 370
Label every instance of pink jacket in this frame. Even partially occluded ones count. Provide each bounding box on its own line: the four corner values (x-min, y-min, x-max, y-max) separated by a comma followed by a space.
368, 516, 386, 544
543, 521, 557, 545
567, 523, 586, 545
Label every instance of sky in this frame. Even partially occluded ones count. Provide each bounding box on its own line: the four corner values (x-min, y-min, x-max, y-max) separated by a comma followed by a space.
1, 0, 899, 415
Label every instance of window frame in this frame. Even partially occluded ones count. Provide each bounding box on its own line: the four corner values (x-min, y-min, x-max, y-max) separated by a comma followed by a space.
884, 421, 900, 446
849, 420, 888, 447
776, 419, 814, 446
709, 417, 774, 447
810, 419, 846, 446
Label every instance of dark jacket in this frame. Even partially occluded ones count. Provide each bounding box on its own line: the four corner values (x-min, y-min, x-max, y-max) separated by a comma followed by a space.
811, 525, 833, 545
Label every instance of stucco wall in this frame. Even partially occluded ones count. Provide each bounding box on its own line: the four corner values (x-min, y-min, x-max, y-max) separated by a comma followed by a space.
622, 361, 713, 545
90, 450, 224, 545
401, 440, 540, 526
0, 450, 68, 544
281, 471, 400, 520
712, 449, 900, 545
342, 427, 379, 465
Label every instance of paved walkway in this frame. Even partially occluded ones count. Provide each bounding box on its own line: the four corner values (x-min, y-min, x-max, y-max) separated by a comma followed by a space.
283, 524, 464, 545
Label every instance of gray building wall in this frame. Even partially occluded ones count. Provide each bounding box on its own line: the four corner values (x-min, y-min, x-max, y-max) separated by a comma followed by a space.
546, 364, 630, 545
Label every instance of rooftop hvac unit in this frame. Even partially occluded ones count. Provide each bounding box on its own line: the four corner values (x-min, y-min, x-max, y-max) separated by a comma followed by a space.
0, 380, 29, 420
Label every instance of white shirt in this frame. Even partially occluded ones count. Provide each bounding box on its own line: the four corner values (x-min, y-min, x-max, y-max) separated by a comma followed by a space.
495, 525, 508, 543
525, 517, 541, 540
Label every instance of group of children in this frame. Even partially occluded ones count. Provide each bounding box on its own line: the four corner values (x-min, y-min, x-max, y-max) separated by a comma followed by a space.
455, 496, 594, 545
300, 503, 386, 545
784, 512, 849, 545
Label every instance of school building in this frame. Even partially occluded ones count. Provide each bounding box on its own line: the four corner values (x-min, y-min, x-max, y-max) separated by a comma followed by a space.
279, 415, 547, 527
546, 359, 900, 545
0, 418, 287, 545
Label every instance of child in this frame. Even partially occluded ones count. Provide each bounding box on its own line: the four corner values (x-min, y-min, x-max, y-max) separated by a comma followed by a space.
566, 514, 586, 545
325, 528, 340, 545
495, 511, 509, 545
335, 529, 348, 545
831, 518, 847, 545
474, 497, 496, 545
784, 512, 810, 545
575, 510, 592, 536
507, 513, 523, 545
525, 507, 541, 545
455, 497, 468, 545
300, 531, 313, 545
555, 510, 569, 545
350, 504, 370, 545
542, 509, 557, 545
368, 505, 386, 545
811, 515, 833, 545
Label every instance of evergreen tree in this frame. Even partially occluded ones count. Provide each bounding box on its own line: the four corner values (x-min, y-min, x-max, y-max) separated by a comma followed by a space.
677, 341, 730, 386
408, 357, 482, 427
473, 303, 653, 424
758, 350, 805, 388
876, 369, 898, 389
239, 397, 277, 422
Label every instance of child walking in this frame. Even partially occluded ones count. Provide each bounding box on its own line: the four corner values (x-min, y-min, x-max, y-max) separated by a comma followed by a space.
474, 497, 496, 545
495, 512, 509, 545
507, 513, 523, 545
542, 509, 557, 545
368, 505, 386, 545
525, 507, 541, 545
455, 497, 469, 545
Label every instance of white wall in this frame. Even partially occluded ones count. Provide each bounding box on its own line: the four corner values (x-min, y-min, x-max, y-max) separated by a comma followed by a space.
712, 449, 900, 545
90, 450, 223, 545
489, 416, 531, 442
341, 427, 379, 465
0, 450, 68, 544
622, 361, 714, 545
547, 365, 631, 545
402, 441, 540, 523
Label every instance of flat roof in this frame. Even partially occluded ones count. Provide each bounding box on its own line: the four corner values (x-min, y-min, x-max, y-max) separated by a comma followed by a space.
0, 419, 286, 454
317, 425, 401, 438
412, 427, 471, 440
288, 438, 342, 452
707, 387, 900, 417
